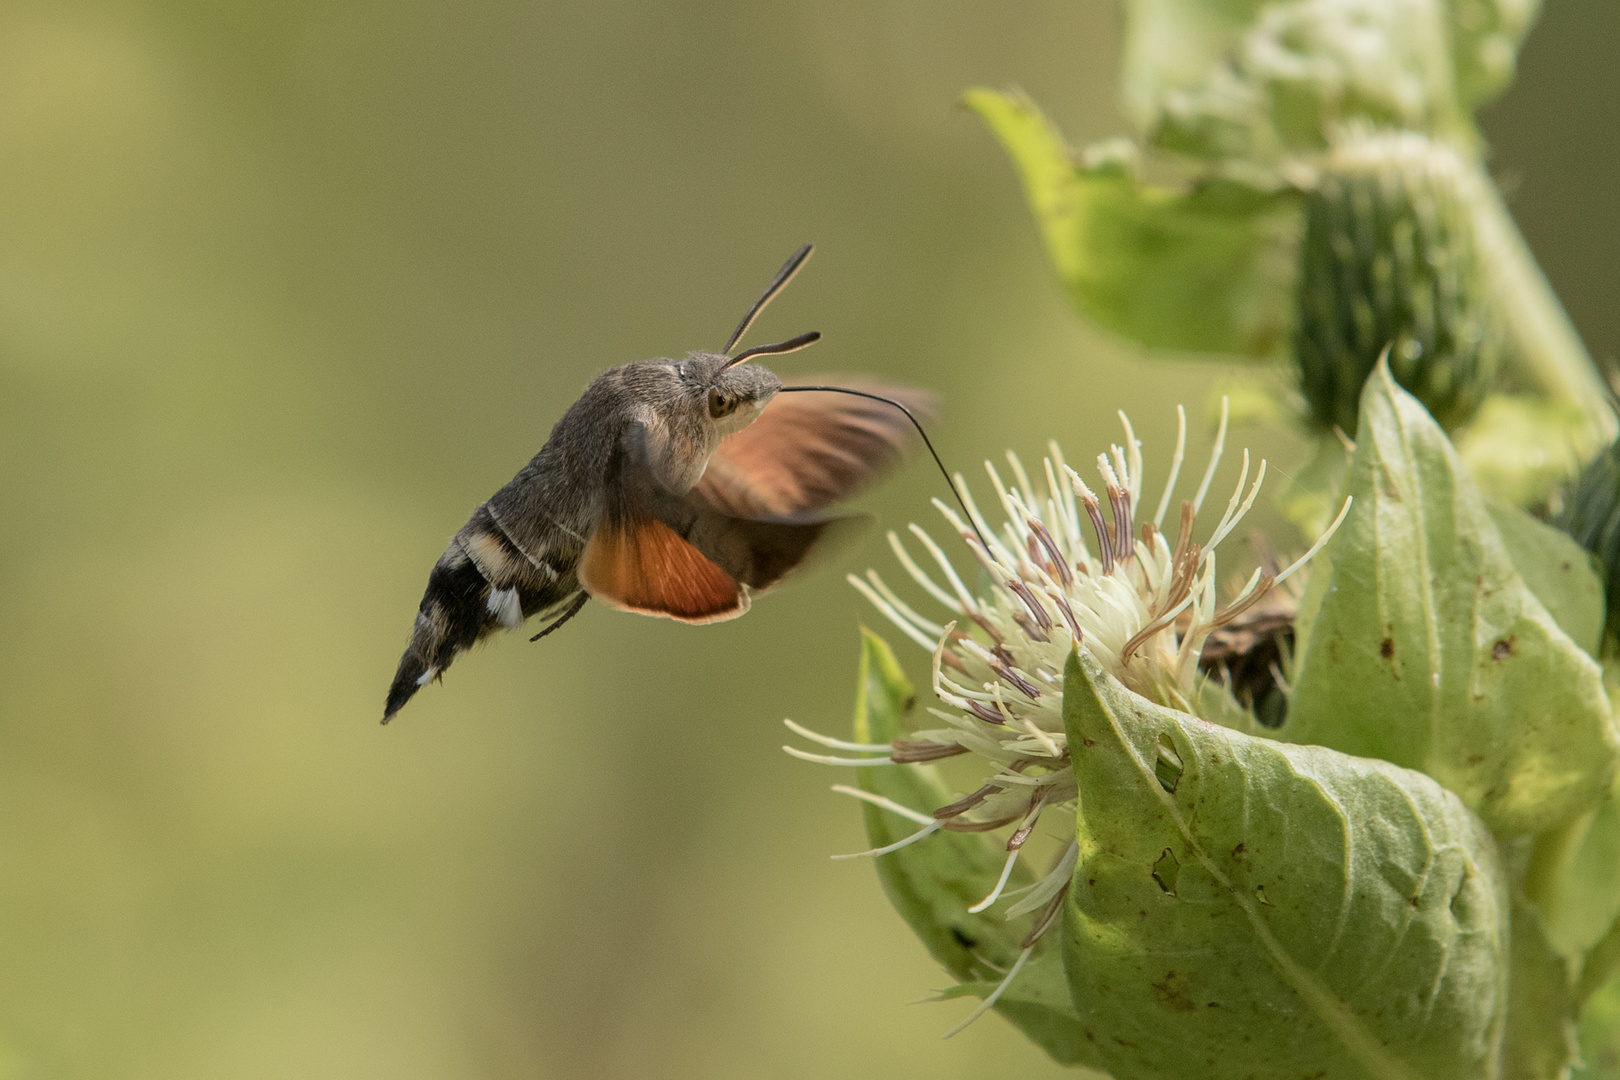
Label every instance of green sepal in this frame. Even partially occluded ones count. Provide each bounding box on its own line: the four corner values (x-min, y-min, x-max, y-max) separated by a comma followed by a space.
965, 87, 1300, 360
1459, 395, 1591, 509
1192, 674, 1268, 736
1117, 0, 1535, 165
1062, 648, 1508, 1080
1283, 362, 1617, 836
1560, 440, 1620, 649
1575, 966, 1620, 1079
1583, 922, 1620, 1010
935, 949, 1102, 1069
1502, 892, 1580, 1080
1277, 433, 1353, 540
849, 628, 1098, 1066
1444, 0, 1544, 112
1488, 502, 1605, 659
1524, 775, 1620, 969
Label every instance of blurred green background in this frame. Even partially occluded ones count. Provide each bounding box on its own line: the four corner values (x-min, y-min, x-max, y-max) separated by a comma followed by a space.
0, 2, 1613, 1077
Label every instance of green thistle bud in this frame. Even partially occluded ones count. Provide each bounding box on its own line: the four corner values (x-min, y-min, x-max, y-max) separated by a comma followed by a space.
1295, 133, 1500, 433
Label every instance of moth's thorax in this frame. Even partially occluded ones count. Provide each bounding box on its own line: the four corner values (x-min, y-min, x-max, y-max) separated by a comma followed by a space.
610, 353, 781, 491
638, 404, 713, 492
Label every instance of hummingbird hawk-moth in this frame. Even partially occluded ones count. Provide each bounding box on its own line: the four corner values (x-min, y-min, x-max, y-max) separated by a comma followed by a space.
383, 245, 936, 722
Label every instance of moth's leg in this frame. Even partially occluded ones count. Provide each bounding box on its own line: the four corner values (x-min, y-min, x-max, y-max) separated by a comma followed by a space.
529, 592, 589, 642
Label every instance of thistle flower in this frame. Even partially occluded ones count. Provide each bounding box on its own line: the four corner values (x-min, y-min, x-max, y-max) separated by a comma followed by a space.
786, 403, 1347, 1032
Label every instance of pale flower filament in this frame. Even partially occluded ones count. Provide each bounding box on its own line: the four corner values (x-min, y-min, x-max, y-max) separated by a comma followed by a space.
790, 401, 1349, 1034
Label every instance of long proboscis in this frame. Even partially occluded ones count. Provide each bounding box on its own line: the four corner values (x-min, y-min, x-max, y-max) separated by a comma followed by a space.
776, 385, 992, 553
724, 243, 814, 355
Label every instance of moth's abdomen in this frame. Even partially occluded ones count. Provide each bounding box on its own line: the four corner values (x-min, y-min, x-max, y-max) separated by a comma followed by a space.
383, 507, 579, 723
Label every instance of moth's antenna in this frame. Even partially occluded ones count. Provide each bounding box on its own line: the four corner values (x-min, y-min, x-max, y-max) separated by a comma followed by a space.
776, 385, 992, 553
724, 244, 814, 355
722, 330, 821, 370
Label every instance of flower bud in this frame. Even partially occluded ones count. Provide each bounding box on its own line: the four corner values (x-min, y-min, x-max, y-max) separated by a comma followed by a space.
1295, 133, 1500, 433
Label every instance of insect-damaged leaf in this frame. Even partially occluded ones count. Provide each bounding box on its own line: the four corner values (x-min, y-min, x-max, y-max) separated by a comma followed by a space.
1062, 649, 1509, 1080
849, 628, 1099, 1068
965, 88, 1300, 361
1283, 362, 1617, 836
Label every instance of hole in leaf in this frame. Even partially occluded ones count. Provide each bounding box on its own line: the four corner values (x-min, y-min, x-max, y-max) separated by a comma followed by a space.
1152, 848, 1180, 895
1154, 735, 1184, 794
1254, 884, 1274, 907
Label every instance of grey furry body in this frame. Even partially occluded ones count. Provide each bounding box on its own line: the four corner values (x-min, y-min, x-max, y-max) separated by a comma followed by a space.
382, 242, 930, 723
384, 353, 784, 721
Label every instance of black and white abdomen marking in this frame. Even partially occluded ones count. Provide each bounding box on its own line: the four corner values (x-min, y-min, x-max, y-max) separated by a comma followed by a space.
383, 504, 580, 722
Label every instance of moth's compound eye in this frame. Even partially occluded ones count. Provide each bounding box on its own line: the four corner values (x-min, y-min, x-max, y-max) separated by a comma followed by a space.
708, 388, 736, 419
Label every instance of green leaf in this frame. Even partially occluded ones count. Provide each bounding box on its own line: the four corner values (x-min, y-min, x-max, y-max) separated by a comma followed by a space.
849, 628, 1099, 1067
966, 88, 1300, 360
1458, 395, 1592, 509
1445, 0, 1543, 111
1559, 440, 1620, 648
937, 949, 1107, 1070
1502, 893, 1580, 1080
1117, 0, 1530, 163
1526, 784, 1620, 983
1283, 363, 1617, 836
1577, 790, 1620, 999
1116, 0, 1269, 153
1584, 924, 1620, 1011
1192, 674, 1267, 736
1062, 649, 1509, 1080
1522, 773, 1620, 1001
1278, 434, 1353, 540
1488, 502, 1605, 658
1576, 965, 1620, 1079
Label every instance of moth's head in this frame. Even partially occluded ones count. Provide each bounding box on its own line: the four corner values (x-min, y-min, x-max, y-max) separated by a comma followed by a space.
672, 243, 821, 436
681, 352, 784, 436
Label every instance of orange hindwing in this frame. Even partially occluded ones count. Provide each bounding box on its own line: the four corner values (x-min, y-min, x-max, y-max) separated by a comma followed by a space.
579, 515, 749, 623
